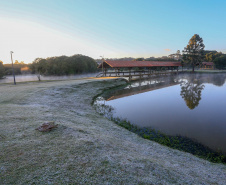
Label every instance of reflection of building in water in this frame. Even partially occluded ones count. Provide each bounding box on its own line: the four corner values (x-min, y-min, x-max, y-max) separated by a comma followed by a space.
105, 76, 180, 101
103, 73, 226, 102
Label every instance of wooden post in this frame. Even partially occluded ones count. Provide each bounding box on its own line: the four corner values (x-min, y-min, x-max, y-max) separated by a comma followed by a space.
129, 68, 131, 79
129, 68, 132, 81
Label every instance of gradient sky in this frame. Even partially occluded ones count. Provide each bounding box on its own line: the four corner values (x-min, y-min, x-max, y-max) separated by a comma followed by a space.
0, 0, 226, 64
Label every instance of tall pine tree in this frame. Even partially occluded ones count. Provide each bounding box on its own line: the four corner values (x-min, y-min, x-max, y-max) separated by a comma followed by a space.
183, 34, 205, 72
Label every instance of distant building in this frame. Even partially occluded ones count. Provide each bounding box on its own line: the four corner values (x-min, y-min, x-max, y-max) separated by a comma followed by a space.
168, 50, 182, 60
145, 57, 156, 60
161, 56, 169, 59
200, 62, 214, 70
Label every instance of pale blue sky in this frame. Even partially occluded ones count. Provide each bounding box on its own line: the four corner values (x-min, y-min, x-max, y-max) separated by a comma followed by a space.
0, 0, 226, 63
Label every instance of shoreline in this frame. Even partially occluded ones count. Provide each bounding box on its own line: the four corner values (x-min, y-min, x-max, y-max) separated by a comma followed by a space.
0, 78, 225, 184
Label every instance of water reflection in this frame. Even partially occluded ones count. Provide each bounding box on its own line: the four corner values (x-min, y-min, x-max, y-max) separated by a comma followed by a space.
103, 75, 180, 101
180, 73, 226, 109
94, 73, 226, 153
101, 73, 226, 104
211, 75, 226, 86
180, 78, 205, 110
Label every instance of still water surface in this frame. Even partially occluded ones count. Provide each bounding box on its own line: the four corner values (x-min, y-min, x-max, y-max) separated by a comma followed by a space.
95, 73, 226, 153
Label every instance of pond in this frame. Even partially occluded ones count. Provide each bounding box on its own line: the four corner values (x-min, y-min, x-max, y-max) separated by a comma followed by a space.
95, 73, 226, 154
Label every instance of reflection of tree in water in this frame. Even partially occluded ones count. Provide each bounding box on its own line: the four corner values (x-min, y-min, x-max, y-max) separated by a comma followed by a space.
180, 78, 205, 110
93, 97, 115, 119
211, 74, 226, 87
180, 74, 226, 110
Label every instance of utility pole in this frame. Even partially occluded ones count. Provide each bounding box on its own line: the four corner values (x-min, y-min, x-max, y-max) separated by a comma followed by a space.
10, 51, 16, 85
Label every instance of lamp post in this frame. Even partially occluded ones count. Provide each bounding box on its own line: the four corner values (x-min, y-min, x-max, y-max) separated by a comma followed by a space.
100, 55, 104, 76
10, 51, 16, 85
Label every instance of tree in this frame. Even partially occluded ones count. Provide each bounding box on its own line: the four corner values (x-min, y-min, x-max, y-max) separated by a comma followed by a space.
183, 34, 205, 72
0, 61, 5, 78
134, 58, 144, 61
29, 58, 47, 81
205, 51, 222, 62
213, 54, 226, 69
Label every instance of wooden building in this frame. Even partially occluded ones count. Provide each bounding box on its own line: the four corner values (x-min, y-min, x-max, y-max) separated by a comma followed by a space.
200, 62, 214, 70
97, 60, 182, 78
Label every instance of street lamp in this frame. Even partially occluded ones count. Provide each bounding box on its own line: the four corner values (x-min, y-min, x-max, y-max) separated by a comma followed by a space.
10, 51, 16, 85
100, 55, 104, 75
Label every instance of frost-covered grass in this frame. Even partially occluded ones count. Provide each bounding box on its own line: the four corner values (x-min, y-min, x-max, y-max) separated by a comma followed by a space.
0, 78, 226, 184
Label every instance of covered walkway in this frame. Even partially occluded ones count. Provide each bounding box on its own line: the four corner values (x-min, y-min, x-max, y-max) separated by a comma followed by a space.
97, 60, 182, 79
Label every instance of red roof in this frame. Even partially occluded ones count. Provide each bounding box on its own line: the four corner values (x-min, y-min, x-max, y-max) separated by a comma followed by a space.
98, 60, 182, 68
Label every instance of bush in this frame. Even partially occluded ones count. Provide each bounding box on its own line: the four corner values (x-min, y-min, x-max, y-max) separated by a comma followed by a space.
0, 61, 5, 78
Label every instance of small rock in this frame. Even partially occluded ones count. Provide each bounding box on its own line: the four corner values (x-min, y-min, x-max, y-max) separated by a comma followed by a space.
36, 121, 58, 132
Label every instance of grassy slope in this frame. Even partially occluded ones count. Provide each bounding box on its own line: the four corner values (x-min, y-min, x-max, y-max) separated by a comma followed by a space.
0, 78, 225, 184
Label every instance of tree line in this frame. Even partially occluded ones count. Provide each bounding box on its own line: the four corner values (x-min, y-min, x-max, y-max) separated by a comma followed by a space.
4, 63, 28, 75
1, 42, 226, 79
182, 34, 226, 71
0, 55, 98, 78
29, 54, 98, 75
205, 51, 226, 69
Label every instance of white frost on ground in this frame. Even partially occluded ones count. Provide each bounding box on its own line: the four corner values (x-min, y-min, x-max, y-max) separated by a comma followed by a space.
0, 77, 225, 184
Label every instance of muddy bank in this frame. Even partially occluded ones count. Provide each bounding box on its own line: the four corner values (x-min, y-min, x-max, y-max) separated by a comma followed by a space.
0, 78, 225, 184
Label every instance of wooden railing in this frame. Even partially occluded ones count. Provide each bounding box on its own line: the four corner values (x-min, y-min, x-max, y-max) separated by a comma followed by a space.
96, 69, 184, 78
